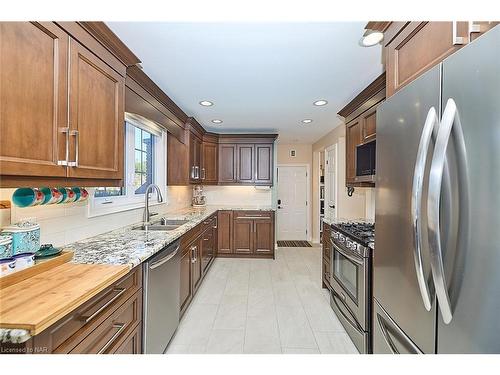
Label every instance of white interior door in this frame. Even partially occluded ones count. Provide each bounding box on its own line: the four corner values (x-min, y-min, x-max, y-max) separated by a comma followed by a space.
325, 145, 337, 219
277, 165, 308, 240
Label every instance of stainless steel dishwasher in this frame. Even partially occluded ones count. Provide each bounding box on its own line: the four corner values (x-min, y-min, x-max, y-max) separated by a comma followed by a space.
143, 239, 180, 354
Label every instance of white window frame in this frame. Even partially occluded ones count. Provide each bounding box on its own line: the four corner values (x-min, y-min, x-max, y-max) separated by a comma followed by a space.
88, 115, 168, 218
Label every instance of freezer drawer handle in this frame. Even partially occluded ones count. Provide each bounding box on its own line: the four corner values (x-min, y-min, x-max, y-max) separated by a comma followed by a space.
411, 106, 438, 311
428, 98, 470, 325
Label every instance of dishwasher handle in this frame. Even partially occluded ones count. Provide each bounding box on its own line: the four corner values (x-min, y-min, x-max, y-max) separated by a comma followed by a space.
149, 244, 180, 270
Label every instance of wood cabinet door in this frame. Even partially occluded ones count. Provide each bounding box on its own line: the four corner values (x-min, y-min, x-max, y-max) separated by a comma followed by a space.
112, 324, 142, 354
236, 144, 254, 183
385, 22, 469, 97
202, 141, 218, 184
179, 244, 192, 315
0, 22, 68, 178
200, 226, 214, 274
361, 107, 377, 143
218, 144, 237, 183
253, 218, 274, 255
346, 119, 361, 185
217, 210, 233, 254
167, 132, 189, 185
67, 38, 124, 180
189, 132, 202, 183
191, 238, 202, 293
255, 144, 273, 185
233, 218, 253, 254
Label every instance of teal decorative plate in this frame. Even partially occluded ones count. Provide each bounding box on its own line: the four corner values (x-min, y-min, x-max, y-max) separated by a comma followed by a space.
35, 245, 62, 259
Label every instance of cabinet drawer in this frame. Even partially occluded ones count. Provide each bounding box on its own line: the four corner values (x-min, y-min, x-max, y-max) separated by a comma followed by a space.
69, 291, 142, 354
234, 211, 272, 220
112, 323, 142, 354
33, 267, 141, 353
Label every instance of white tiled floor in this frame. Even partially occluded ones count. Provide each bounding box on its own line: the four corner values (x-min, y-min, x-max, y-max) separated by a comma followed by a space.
167, 246, 358, 354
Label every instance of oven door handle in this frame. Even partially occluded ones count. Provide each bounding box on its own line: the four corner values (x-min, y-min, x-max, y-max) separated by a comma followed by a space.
331, 290, 364, 334
330, 239, 364, 265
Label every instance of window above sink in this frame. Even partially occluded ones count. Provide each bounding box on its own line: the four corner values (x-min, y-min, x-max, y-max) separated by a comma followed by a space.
88, 115, 168, 218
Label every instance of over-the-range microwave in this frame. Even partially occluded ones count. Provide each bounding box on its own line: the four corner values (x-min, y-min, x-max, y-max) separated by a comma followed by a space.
355, 140, 376, 183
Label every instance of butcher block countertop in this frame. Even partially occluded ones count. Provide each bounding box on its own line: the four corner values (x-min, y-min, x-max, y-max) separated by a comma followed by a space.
0, 263, 129, 335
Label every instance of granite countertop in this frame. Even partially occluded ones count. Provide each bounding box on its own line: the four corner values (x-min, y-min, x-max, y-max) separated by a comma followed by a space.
0, 205, 274, 344
70, 205, 274, 268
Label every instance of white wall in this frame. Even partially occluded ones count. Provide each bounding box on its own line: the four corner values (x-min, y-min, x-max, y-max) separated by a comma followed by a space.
203, 186, 272, 206
0, 186, 191, 247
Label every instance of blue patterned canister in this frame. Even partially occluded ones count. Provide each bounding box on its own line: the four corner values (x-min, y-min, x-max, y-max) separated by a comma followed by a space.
0, 235, 13, 259
1, 221, 40, 255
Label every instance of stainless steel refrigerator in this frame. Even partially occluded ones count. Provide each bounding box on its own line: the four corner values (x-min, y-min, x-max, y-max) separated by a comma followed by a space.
374, 25, 500, 354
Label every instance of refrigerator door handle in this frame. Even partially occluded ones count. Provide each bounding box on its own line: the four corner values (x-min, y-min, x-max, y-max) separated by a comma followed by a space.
411, 106, 438, 312
428, 98, 470, 325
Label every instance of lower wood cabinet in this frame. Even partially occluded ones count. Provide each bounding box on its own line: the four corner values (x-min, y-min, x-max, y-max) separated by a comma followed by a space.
217, 210, 233, 254
322, 224, 332, 290
179, 213, 218, 317
217, 210, 275, 258
7, 266, 144, 354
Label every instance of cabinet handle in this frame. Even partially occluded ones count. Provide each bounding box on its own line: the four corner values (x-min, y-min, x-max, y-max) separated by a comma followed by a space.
236, 216, 268, 220
80, 287, 126, 324
97, 323, 126, 354
191, 166, 195, 179
202, 168, 206, 180
68, 130, 79, 167
57, 127, 70, 166
452, 21, 466, 45
190, 245, 197, 263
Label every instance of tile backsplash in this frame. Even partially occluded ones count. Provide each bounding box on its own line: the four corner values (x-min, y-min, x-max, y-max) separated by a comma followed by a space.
203, 185, 272, 206
0, 186, 191, 247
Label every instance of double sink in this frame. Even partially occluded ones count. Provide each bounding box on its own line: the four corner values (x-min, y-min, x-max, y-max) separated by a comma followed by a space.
132, 218, 189, 231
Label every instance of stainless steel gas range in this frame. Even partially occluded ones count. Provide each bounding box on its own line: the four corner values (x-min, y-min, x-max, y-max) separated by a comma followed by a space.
329, 222, 374, 354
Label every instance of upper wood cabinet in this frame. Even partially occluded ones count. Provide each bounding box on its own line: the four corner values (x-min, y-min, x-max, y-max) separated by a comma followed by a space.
218, 136, 276, 186
236, 144, 255, 183
255, 144, 273, 185
218, 144, 237, 183
167, 128, 190, 185
189, 131, 203, 184
0, 22, 68, 179
338, 73, 385, 188
383, 21, 498, 97
0, 22, 129, 187
67, 39, 124, 180
345, 118, 362, 185
202, 134, 218, 185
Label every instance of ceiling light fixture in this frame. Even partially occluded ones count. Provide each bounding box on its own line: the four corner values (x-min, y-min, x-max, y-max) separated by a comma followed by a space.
199, 100, 214, 107
301, 119, 313, 124
359, 30, 384, 47
211, 119, 223, 124
313, 100, 328, 106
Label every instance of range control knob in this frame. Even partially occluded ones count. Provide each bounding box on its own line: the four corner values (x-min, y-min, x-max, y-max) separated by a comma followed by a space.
333, 232, 339, 239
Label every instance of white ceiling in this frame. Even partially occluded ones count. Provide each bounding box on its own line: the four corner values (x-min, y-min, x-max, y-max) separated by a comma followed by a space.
107, 22, 383, 143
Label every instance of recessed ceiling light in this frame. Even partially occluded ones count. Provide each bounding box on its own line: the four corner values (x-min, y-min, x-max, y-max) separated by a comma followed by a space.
313, 100, 328, 106
199, 100, 214, 107
301, 119, 313, 124
359, 30, 384, 47
211, 119, 223, 124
